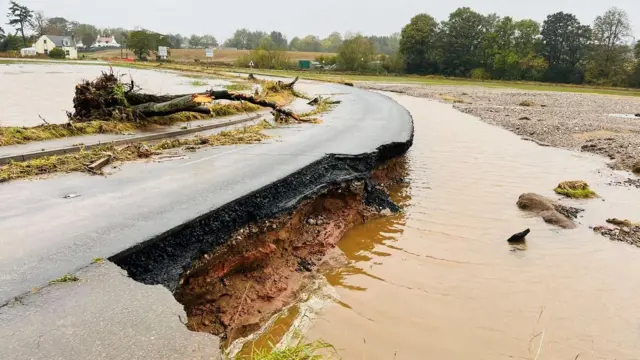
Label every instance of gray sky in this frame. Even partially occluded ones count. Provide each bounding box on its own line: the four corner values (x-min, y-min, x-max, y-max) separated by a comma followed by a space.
3, 0, 639, 41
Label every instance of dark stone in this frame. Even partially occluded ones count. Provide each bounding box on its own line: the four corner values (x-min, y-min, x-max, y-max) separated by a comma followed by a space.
507, 229, 531, 243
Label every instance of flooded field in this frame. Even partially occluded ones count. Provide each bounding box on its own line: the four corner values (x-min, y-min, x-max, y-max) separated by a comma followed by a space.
252, 94, 640, 359
0, 64, 231, 127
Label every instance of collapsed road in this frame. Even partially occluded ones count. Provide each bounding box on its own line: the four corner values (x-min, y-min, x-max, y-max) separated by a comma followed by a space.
0, 77, 413, 359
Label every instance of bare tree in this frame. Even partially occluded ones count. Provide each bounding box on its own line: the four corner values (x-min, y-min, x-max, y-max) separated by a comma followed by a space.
29, 11, 47, 37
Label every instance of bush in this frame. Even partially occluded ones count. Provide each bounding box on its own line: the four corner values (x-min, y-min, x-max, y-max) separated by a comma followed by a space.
470, 68, 490, 80
234, 49, 297, 70
48, 48, 67, 59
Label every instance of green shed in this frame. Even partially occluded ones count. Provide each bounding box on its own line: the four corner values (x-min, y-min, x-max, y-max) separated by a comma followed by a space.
298, 60, 311, 69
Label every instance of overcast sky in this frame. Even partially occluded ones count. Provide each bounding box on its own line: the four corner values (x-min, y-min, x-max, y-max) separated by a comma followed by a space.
2, 0, 639, 41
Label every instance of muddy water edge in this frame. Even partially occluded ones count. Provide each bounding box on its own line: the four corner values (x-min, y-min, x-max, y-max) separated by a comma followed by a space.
304, 94, 640, 360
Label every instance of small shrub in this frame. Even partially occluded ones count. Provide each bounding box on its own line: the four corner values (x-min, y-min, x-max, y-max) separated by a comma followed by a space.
519, 100, 536, 107
48, 48, 67, 59
554, 181, 598, 198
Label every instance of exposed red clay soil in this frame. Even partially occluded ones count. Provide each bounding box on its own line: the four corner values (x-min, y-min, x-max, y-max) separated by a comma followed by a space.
175, 157, 408, 344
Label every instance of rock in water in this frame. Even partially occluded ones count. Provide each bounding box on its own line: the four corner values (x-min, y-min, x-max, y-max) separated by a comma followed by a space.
508, 229, 531, 243
517, 193, 577, 229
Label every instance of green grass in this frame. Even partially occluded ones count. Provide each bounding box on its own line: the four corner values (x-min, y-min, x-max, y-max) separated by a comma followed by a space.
225, 83, 253, 91
0, 121, 138, 146
49, 274, 80, 284
0, 122, 272, 183
554, 181, 598, 199
300, 98, 337, 118
188, 79, 209, 86
92, 258, 105, 264
225, 68, 640, 97
240, 339, 337, 360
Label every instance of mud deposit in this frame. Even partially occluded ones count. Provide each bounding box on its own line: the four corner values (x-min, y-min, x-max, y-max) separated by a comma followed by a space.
175, 172, 401, 342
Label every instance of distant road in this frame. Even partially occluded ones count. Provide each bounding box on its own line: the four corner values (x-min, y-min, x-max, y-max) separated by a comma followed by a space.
0, 57, 107, 64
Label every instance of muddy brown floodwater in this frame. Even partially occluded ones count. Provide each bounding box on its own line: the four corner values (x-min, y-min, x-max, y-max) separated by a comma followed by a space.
294, 94, 640, 360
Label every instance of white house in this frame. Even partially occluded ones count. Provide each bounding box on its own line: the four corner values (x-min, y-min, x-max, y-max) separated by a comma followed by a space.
91, 35, 120, 48
33, 35, 78, 59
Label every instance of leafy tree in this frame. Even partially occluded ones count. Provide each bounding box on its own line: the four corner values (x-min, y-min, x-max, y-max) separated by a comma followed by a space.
588, 7, 632, 83
29, 11, 47, 37
297, 35, 323, 52
48, 47, 66, 59
44, 17, 69, 36
188, 34, 203, 48
369, 34, 400, 55
166, 34, 184, 48
224, 28, 249, 49
337, 35, 375, 71
540, 12, 591, 83
0, 33, 22, 51
513, 19, 540, 57
322, 32, 342, 52
127, 31, 154, 60
400, 14, 439, 74
246, 31, 267, 49
269, 31, 287, 50
7, 1, 33, 45
258, 36, 276, 50
201, 34, 218, 47
74, 24, 98, 46
101, 28, 128, 44
439, 7, 487, 76
0, 26, 5, 41
289, 36, 301, 51
223, 29, 265, 49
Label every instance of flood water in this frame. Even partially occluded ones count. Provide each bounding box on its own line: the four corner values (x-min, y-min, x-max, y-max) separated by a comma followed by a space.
302, 94, 640, 360
0, 64, 231, 127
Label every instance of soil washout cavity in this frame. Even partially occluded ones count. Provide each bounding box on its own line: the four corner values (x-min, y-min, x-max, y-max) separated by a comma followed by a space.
109, 128, 413, 342
175, 159, 407, 342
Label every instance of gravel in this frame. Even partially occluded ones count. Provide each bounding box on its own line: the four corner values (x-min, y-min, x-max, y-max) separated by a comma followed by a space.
361, 83, 640, 173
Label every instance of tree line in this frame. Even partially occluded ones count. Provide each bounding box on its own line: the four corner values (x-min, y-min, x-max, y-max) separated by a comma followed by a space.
399, 7, 640, 86
0, 1, 218, 51
2, 1, 639, 87
222, 28, 399, 55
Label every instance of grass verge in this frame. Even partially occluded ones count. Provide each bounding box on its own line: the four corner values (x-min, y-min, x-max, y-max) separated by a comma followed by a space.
49, 274, 80, 284
224, 67, 640, 97
0, 121, 272, 183
240, 339, 336, 360
0, 103, 263, 147
0, 121, 137, 146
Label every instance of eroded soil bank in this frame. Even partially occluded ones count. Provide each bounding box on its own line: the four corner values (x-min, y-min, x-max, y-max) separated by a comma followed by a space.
174, 159, 405, 342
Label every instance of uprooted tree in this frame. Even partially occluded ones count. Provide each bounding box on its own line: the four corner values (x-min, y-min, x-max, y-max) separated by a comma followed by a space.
68, 70, 302, 122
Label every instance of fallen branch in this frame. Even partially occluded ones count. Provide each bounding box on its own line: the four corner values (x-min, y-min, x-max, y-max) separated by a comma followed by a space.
206, 90, 300, 122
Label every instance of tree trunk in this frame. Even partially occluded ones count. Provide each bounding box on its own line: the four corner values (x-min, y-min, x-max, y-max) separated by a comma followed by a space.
132, 95, 202, 117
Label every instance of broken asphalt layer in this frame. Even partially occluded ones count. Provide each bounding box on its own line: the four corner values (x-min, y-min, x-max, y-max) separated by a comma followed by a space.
0, 80, 413, 359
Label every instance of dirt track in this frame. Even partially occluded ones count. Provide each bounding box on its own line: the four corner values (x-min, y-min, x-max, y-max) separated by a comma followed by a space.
362, 83, 640, 175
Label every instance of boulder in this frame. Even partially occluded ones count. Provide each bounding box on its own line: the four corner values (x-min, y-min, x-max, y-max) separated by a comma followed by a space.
517, 193, 576, 229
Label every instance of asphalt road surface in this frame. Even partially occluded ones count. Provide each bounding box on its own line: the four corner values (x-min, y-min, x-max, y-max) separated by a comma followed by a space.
0, 80, 413, 304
